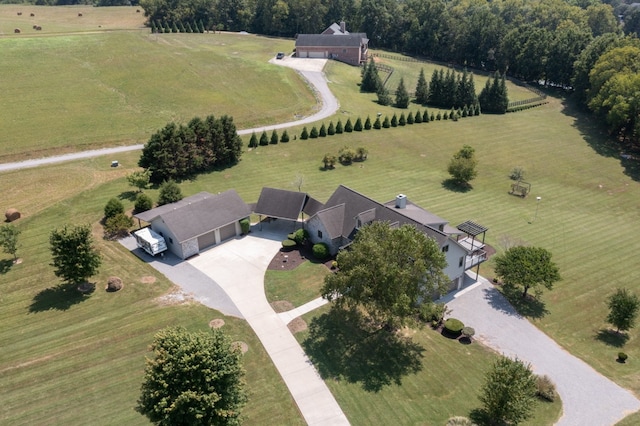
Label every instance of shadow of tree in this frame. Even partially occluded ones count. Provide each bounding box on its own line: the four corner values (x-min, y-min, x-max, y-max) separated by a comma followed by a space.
499, 284, 549, 319
118, 190, 138, 201
0, 259, 13, 274
562, 99, 640, 182
441, 178, 473, 193
29, 282, 94, 312
595, 328, 629, 348
469, 408, 492, 426
302, 307, 424, 392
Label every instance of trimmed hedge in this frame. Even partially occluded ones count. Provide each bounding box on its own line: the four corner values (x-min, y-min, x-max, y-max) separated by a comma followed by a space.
443, 318, 465, 335
281, 239, 296, 249
239, 218, 250, 234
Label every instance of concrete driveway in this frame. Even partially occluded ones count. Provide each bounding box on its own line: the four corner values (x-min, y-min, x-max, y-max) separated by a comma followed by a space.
443, 274, 640, 426
188, 222, 349, 426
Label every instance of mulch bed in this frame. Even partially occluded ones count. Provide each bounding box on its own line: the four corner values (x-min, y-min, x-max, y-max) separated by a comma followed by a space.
267, 243, 334, 271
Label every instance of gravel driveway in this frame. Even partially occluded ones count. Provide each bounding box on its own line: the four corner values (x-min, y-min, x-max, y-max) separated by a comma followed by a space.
444, 275, 640, 426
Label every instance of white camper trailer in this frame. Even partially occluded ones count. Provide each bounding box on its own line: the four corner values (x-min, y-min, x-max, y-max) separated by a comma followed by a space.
133, 227, 167, 256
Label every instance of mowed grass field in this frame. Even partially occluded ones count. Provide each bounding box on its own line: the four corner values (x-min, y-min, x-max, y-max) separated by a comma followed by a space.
0, 7, 314, 162
1, 10, 640, 424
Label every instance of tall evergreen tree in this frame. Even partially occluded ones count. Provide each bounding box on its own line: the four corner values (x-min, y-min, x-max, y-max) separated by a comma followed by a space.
415, 68, 429, 105
270, 129, 279, 144
428, 69, 444, 107
259, 130, 269, 146
360, 58, 381, 93
327, 121, 335, 135
395, 77, 410, 108
377, 85, 392, 106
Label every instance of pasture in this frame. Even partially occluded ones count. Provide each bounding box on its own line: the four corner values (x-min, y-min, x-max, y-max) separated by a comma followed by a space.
1, 9, 640, 424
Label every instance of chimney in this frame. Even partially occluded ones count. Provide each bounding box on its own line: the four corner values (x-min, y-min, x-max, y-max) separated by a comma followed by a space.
340, 21, 346, 34
395, 194, 407, 209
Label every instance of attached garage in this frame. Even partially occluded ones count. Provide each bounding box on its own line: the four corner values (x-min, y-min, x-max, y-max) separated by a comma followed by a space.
134, 190, 251, 260
308, 51, 326, 58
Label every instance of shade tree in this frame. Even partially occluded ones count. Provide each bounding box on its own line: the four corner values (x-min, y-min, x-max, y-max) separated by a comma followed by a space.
50, 224, 102, 286
494, 246, 561, 298
322, 221, 448, 329
0, 224, 21, 261
606, 288, 640, 334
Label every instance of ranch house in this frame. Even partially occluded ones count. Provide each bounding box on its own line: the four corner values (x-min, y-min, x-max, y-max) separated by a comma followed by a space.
295, 22, 368, 66
254, 185, 488, 292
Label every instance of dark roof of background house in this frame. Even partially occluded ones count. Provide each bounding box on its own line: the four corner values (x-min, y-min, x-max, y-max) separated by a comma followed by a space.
318, 185, 448, 246
295, 33, 368, 48
134, 190, 250, 243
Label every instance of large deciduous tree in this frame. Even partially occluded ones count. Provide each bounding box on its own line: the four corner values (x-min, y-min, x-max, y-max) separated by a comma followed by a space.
606, 288, 640, 334
479, 356, 538, 425
447, 145, 478, 187
321, 222, 448, 329
494, 246, 561, 298
0, 224, 21, 261
137, 326, 247, 426
50, 224, 102, 286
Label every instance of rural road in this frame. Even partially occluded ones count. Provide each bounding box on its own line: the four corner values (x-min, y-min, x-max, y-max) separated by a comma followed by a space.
0, 58, 337, 173
443, 275, 640, 426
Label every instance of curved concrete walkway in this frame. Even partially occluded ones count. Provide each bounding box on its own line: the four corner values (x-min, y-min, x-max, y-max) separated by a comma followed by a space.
443, 274, 640, 426
188, 223, 349, 426
0, 59, 338, 173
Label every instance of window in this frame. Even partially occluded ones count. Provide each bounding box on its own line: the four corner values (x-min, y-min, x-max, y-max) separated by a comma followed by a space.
442, 245, 449, 253
318, 230, 323, 239
169, 237, 173, 244
459, 257, 464, 267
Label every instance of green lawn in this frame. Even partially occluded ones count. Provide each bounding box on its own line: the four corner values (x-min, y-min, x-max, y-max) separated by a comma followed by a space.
2, 22, 640, 425
294, 306, 561, 425
0, 29, 313, 161
265, 261, 330, 309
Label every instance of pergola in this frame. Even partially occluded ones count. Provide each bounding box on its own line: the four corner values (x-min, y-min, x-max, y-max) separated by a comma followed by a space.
456, 220, 488, 279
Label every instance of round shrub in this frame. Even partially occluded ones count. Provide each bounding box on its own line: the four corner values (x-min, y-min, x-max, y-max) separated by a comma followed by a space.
461, 326, 475, 339
312, 243, 330, 260
104, 197, 124, 219
443, 318, 464, 335
293, 228, 309, 245
281, 239, 296, 249
618, 352, 628, 363
134, 193, 153, 213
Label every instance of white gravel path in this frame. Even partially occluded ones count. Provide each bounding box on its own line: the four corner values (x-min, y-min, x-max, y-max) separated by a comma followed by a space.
443, 274, 640, 426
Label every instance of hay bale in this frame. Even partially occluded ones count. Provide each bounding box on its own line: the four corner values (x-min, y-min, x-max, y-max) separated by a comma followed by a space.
14, 28, 20, 34
17, 12, 22, 15
5, 208, 20, 222
35, 26, 42, 31
106, 276, 123, 292
30, 13, 34, 17
78, 13, 82, 17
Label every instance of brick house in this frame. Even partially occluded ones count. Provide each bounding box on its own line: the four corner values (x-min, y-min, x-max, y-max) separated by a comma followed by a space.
295, 22, 368, 66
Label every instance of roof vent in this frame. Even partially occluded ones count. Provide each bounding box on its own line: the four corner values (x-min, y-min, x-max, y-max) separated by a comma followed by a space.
395, 194, 407, 209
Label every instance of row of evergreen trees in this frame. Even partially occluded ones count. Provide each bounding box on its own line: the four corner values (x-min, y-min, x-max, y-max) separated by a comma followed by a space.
247, 129, 291, 148
248, 107, 480, 148
139, 115, 243, 183
361, 59, 508, 113
478, 72, 509, 114
151, 20, 206, 34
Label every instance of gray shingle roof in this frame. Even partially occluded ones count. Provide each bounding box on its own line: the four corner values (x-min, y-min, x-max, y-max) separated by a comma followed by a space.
134, 190, 250, 243
254, 188, 307, 220
316, 185, 448, 246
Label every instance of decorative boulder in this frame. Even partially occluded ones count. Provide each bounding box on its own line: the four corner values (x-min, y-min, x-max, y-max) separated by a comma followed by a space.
106, 276, 123, 292
5, 208, 20, 222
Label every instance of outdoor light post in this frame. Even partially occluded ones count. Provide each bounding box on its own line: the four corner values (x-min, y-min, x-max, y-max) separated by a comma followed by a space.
533, 196, 542, 222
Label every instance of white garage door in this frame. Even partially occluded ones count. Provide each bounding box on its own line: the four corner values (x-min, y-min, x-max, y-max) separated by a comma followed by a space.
308, 51, 326, 58
219, 223, 237, 242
